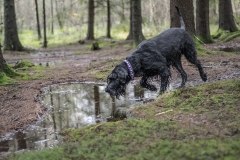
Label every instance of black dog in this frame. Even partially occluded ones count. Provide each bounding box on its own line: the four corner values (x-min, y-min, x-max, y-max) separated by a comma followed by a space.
105, 6, 207, 99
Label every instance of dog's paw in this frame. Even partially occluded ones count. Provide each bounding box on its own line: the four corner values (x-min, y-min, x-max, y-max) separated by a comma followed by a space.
201, 73, 207, 82
148, 85, 157, 92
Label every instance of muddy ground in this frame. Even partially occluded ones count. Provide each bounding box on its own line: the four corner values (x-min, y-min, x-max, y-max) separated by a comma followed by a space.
0, 39, 240, 138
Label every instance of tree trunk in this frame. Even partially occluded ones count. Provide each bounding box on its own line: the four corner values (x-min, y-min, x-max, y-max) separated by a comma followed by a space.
196, 0, 213, 43
132, 0, 145, 46
50, 0, 54, 34
43, 0, 47, 48
86, 0, 95, 40
219, 0, 238, 32
106, 0, 111, 38
55, 0, 64, 30
0, 0, 3, 34
120, 0, 125, 23
34, 0, 41, 39
0, 44, 4, 73
170, 0, 195, 35
4, 0, 24, 51
126, 0, 133, 40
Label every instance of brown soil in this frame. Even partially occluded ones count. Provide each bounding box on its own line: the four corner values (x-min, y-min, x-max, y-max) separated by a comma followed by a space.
0, 40, 240, 137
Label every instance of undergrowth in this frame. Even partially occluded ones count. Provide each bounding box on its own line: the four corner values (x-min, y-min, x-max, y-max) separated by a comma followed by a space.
212, 29, 240, 42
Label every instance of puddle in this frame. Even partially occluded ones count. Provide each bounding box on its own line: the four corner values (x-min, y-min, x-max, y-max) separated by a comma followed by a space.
32, 51, 73, 57
0, 82, 160, 154
213, 46, 240, 53
5, 51, 76, 67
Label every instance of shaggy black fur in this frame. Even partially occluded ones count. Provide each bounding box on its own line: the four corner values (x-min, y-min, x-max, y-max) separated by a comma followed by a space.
105, 6, 207, 99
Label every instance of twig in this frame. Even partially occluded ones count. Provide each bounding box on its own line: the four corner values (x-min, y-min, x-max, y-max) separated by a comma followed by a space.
193, 35, 206, 45
155, 109, 173, 116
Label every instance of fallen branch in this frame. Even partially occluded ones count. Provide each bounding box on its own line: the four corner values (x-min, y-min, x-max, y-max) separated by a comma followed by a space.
155, 109, 173, 116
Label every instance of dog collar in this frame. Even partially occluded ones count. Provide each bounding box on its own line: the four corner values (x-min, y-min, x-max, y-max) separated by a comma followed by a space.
124, 60, 134, 80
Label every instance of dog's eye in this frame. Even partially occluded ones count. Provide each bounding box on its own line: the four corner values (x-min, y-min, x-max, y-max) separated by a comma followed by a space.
108, 77, 115, 81
107, 77, 115, 84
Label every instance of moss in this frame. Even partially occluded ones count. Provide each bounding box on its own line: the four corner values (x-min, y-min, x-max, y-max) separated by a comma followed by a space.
0, 63, 20, 85
0, 71, 14, 85
13, 59, 35, 69
195, 35, 214, 44
193, 37, 211, 56
212, 29, 240, 42
11, 119, 240, 160
3, 63, 20, 77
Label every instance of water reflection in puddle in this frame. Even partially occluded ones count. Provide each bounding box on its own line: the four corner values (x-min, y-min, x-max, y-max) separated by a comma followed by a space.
0, 82, 158, 154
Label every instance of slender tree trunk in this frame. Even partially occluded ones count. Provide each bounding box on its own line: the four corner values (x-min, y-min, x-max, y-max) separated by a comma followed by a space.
120, 0, 125, 23
35, 0, 41, 39
0, 0, 3, 34
86, 0, 95, 40
43, 0, 47, 48
219, 0, 238, 32
170, 0, 195, 35
106, 0, 111, 38
126, 0, 133, 40
0, 44, 4, 73
51, 0, 54, 34
55, 0, 64, 30
4, 0, 24, 51
132, 0, 145, 46
196, 0, 212, 43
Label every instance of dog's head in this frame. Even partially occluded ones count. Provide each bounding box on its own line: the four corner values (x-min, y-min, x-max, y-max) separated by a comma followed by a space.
105, 64, 130, 99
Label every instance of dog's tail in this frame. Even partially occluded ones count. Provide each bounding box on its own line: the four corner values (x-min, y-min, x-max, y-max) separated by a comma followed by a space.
175, 6, 185, 30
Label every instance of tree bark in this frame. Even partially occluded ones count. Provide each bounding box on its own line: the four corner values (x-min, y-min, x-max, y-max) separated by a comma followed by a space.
132, 0, 145, 46
0, 44, 4, 73
4, 0, 24, 51
55, 0, 64, 30
196, 0, 212, 43
50, 0, 54, 34
170, 0, 195, 35
106, 0, 111, 38
34, 0, 42, 39
126, 0, 133, 40
86, 0, 95, 40
219, 0, 238, 32
43, 0, 47, 48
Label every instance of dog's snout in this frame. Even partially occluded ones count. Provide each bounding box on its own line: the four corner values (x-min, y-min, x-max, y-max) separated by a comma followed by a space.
105, 87, 110, 93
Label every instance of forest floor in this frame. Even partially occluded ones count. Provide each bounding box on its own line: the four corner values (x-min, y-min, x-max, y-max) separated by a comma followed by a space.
0, 37, 240, 139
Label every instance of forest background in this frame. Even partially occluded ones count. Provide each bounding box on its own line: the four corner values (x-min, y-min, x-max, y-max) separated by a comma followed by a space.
0, 0, 240, 49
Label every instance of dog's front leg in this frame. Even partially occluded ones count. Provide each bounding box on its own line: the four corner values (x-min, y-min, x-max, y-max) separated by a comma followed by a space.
159, 68, 171, 94
140, 76, 157, 91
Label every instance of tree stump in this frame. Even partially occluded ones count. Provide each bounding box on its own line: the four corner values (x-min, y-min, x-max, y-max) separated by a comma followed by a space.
78, 40, 85, 44
91, 41, 100, 50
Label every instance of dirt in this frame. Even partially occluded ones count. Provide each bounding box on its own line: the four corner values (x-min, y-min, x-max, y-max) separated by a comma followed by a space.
0, 39, 240, 138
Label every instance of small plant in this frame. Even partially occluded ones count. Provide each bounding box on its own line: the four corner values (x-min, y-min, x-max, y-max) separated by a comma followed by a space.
13, 59, 35, 69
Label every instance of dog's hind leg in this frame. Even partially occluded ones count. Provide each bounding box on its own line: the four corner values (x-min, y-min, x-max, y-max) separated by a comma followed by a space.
173, 62, 187, 88
140, 76, 157, 91
184, 50, 207, 82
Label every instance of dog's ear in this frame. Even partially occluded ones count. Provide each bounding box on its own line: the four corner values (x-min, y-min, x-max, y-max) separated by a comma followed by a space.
108, 73, 117, 80
118, 69, 128, 84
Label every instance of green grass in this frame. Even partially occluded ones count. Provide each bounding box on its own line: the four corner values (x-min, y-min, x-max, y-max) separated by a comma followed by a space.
9, 79, 240, 160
